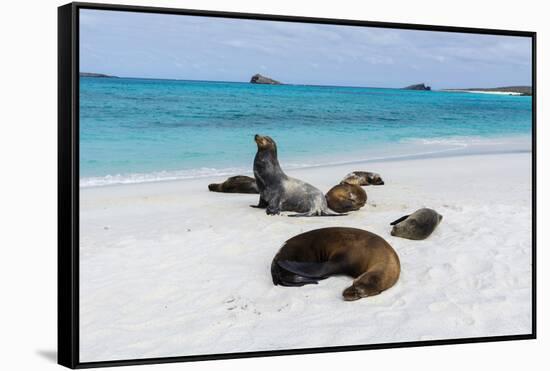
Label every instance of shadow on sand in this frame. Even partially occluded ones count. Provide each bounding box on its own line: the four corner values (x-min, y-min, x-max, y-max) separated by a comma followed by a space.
36, 350, 57, 363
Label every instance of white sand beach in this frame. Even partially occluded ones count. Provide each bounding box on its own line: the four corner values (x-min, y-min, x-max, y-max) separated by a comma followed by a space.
463, 91, 523, 96
441, 90, 525, 96
79, 152, 533, 362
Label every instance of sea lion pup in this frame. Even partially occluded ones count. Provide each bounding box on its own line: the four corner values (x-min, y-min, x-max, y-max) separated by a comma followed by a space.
271, 227, 400, 301
390, 208, 443, 240
208, 175, 259, 194
253, 134, 343, 216
342, 171, 384, 186
325, 183, 367, 213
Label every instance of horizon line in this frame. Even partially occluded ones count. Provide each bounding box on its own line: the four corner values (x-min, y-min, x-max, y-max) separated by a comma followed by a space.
79, 72, 532, 91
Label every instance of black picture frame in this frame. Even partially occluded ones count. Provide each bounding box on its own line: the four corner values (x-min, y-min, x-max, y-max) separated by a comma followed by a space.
58, 2, 537, 368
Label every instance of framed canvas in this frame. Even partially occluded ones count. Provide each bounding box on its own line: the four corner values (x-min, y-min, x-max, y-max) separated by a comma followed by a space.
58, 2, 536, 368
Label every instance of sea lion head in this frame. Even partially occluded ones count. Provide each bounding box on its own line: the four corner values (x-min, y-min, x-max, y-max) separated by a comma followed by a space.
254, 134, 277, 152
368, 173, 385, 185
390, 218, 415, 238
342, 282, 371, 301
208, 183, 221, 192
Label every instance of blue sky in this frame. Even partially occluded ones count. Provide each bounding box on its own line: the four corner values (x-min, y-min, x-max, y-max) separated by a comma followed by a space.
80, 9, 532, 89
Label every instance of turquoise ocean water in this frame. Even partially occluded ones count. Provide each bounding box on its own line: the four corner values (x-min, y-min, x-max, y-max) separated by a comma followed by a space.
80, 77, 532, 187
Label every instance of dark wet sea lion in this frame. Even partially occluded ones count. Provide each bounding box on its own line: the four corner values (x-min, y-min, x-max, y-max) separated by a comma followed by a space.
253, 134, 343, 216
390, 208, 443, 240
208, 175, 259, 194
342, 171, 385, 186
271, 227, 400, 301
325, 183, 367, 213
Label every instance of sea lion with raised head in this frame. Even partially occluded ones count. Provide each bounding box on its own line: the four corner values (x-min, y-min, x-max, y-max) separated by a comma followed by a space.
208, 175, 259, 194
342, 171, 385, 186
325, 183, 367, 213
253, 134, 343, 216
390, 208, 443, 240
271, 227, 400, 301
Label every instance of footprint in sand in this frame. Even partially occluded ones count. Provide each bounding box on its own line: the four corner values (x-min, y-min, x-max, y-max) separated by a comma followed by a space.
391, 298, 407, 308
420, 263, 456, 282
223, 296, 261, 316
442, 204, 463, 212
455, 316, 475, 326
277, 303, 290, 312
454, 256, 493, 276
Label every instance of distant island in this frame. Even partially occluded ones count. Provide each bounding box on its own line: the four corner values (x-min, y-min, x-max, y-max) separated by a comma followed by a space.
404, 83, 431, 91
80, 72, 118, 78
442, 86, 532, 96
250, 74, 281, 85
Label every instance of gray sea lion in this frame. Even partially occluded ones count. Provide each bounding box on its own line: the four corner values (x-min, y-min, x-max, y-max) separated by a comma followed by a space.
342, 171, 385, 186
325, 183, 367, 213
253, 135, 343, 216
390, 208, 443, 240
271, 227, 400, 301
208, 175, 259, 194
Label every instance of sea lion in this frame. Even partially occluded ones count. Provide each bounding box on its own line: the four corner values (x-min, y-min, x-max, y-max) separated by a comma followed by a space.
271, 227, 400, 301
325, 183, 367, 213
390, 208, 443, 240
253, 134, 342, 216
208, 175, 259, 194
342, 171, 385, 186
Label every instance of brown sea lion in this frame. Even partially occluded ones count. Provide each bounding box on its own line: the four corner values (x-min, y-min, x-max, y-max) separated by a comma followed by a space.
342, 171, 384, 186
390, 208, 443, 240
271, 227, 400, 301
208, 175, 259, 194
325, 183, 367, 213
253, 135, 343, 216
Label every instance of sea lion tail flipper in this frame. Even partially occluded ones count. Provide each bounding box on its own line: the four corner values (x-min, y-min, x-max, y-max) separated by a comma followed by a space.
390, 214, 410, 225
288, 211, 347, 217
272, 260, 319, 286
287, 212, 314, 217
279, 275, 319, 286
277, 260, 339, 279
319, 210, 348, 217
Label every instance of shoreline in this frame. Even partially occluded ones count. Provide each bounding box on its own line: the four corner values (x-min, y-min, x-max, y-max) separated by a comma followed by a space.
441, 89, 525, 96
80, 135, 532, 188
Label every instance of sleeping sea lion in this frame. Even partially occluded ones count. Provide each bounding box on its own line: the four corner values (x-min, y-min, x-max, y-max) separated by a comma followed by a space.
390, 208, 443, 240
325, 183, 367, 213
253, 134, 343, 216
342, 171, 384, 186
208, 175, 259, 194
271, 227, 400, 301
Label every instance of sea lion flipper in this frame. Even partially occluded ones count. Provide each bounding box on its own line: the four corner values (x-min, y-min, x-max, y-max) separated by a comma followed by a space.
288, 211, 347, 217
278, 275, 319, 286
390, 214, 409, 226
287, 212, 313, 217
277, 260, 339, 279
251, 197, 268, 209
